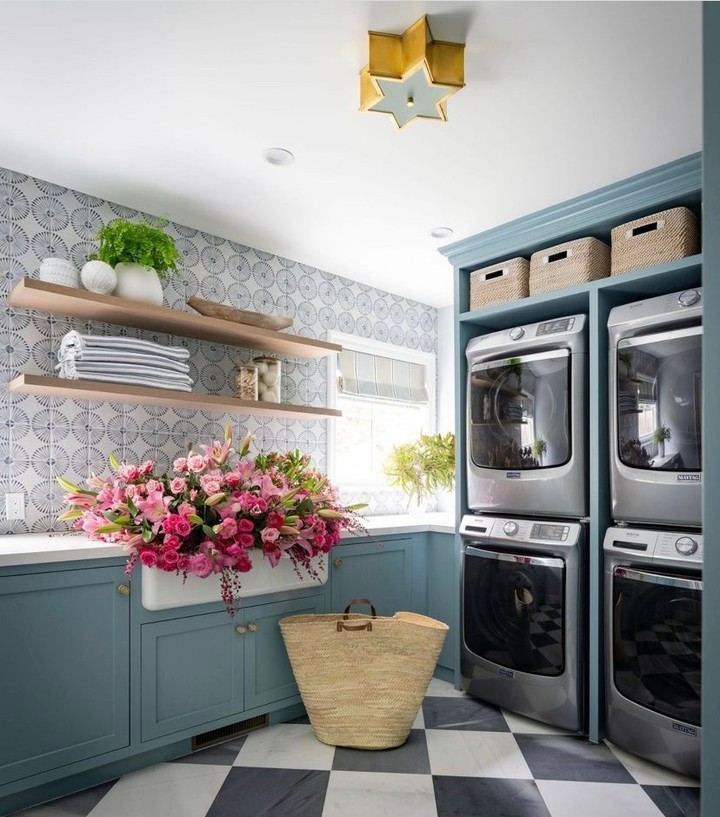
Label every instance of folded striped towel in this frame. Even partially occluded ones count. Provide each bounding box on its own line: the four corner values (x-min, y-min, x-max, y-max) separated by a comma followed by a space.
57, 370, 193, 392
57, 349, 191, 374
58, 330, 190, 363
56, 359, 194, 385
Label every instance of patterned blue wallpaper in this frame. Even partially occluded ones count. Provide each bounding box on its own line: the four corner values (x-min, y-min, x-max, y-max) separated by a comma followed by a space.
0, 167, 437, 532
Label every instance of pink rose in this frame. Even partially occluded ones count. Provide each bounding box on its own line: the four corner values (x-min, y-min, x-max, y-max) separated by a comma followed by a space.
238, 518, 254, 533
266, 510, 284, 529
119, 464, 140, 481
176, 555, 190, 571
178, 502, 195, 516
160, 549, 179, 566
139, 460, 155, 475
163, 534, 181, 549
187, 454, 206, 473
200, 475, 222, 495
139, 550, 158, 567
146, 479, 163, 494
175, 516, 192, 537
173, 457, 189, 472
170, 477, 187, 494
261, 527, 280, 543
238, 533, 255, 548
187, 553, 213, 578
216, 518, 237, 539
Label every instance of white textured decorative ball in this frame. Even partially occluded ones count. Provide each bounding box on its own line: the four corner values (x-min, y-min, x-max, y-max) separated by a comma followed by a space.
261, 389, 279, 402
38, 257, 80, 288
263, 372, 278, 386
255, 361, 269, 375
81, 260, 117, 294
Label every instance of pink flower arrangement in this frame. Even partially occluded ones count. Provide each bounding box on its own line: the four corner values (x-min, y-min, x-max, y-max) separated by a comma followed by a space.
57, 428, 366, 611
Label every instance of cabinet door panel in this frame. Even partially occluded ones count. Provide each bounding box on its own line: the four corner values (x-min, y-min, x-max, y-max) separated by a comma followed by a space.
244, 594, 326, 710
141, 612, 242, 741
427, 533, 459, 672
0, 566, 130, 785
331, 539, 413, 615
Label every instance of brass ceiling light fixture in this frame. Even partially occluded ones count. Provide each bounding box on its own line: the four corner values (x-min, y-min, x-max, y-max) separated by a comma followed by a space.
359, 15, 465, 130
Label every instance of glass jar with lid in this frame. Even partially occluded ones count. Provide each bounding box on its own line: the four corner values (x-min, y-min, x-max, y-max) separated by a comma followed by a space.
234, 362, 259, 401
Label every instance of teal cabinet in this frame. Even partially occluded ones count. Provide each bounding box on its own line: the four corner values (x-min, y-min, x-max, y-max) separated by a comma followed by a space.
141, 594, 325, 741
427, 533, 459, 676
331, 535, 424, 615
0, 565, 130, 786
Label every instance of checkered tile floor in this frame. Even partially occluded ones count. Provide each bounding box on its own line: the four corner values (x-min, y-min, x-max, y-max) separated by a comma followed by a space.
15, 679, 699, 817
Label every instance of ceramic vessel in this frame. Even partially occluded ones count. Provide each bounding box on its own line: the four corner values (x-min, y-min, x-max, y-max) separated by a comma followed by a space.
113, 262, 163, 305
81, 260, 116, 294
38, 257, 80, 288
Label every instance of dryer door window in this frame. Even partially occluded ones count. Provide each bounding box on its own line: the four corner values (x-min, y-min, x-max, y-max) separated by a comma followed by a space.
463, 546, 565, 676
616, 325, 702, 472
612, 566, 702, 726
469, 349, 571, 470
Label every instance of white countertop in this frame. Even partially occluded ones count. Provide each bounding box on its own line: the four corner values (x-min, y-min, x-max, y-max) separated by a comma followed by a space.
0, 514, 456, 567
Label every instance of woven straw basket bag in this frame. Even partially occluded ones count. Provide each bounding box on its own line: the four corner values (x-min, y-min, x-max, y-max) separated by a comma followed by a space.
529, 237, 610, 296
279, 598, 448, 750
470, 257, 529, 310
611, 207, 699, 276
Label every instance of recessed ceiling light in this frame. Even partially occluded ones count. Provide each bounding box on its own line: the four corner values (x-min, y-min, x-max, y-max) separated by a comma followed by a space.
430, 227, 454, 239
263, 147, 295, 166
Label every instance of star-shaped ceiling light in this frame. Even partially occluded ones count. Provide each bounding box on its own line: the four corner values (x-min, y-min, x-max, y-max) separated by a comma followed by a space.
360, 15, 465, 130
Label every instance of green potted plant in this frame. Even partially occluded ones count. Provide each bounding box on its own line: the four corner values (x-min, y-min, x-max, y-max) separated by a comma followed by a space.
651, 424, 671, 457
531, 438, 547, 464
383, 432, 455, 514
93, 217, 181, 305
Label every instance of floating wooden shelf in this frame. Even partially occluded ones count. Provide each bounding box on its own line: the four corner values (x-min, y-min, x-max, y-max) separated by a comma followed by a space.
8, 375, 341, 420
9, 278, 341, 360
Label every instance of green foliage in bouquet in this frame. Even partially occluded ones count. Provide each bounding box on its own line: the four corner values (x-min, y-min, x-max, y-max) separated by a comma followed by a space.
94, 218, 181, 279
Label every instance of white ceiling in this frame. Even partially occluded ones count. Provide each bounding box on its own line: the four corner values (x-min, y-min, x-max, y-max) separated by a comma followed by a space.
0, 1, 702, 308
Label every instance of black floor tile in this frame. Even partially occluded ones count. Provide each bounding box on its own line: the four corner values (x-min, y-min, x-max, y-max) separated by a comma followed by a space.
332, 730, 430, 774
515, 735, 636, 783
434, 776, 551, 817
15, 780, 117, 817
171, 736, 247, 766
642, 785, 701, 817
206, 767, 329, 817
422, 696, 509, 732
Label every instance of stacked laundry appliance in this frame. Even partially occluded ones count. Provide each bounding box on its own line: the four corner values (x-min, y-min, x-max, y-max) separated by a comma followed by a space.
605, 288, 703, 777
460, 315, 588, 732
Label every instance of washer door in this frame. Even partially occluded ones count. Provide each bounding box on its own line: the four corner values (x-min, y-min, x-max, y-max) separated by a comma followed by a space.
463, 545, 565, 676
611, 566, 702, 726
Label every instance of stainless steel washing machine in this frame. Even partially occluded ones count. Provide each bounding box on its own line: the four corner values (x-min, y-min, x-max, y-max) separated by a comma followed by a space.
465, 315, 586, 518
604, 526, 702, 777
608, 288, 702, 528
460, 514, 586, 732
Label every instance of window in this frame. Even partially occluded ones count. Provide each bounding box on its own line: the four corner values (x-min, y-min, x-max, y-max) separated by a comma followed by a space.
327, 333, 436, 490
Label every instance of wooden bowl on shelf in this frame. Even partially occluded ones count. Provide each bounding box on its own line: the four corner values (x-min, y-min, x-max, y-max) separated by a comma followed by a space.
187, 296, 293, 331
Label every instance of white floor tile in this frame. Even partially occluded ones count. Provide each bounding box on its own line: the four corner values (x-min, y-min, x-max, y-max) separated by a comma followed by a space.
233, 723, 335, 770
605, 741, 701, 787
536, 780, 666, 817
426, 729, 532, 778
412, 706, 425, 730
322, 771, 437, 817
87, 762, 229, 817
425, 678, 466, 698
501, 710, 575, 735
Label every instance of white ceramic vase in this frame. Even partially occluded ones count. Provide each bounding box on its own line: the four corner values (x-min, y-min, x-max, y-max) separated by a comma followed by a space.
113, 262, 164, 306
38, 257, 80, 288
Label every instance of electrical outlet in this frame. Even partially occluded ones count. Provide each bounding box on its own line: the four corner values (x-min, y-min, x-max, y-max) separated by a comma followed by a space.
5, 492, 25, 520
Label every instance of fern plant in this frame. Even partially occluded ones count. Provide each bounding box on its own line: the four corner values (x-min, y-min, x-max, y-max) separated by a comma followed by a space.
383, 432, 455, 508
94, 218, 181, 280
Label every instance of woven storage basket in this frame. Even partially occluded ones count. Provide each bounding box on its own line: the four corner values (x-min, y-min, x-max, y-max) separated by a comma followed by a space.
470, 257, 529, 310
611, 207, 699, 276
279, 598, 448, 750
529, 237, 610, 296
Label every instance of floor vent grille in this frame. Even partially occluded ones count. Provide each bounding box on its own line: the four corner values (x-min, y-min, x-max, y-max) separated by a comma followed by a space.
191, 714, 269, 751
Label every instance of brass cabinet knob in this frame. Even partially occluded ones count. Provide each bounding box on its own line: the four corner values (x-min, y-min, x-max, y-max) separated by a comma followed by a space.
247, 622, 258, 633
117, 584, 130, 596
334, 558, 343, 568
235, 625, 246, 635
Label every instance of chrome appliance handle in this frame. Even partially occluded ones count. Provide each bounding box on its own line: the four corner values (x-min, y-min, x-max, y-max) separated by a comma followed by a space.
466, 545, 564, 570
613, 566, 702, 591
618, 325, 702, 350
471, 348, 570, 372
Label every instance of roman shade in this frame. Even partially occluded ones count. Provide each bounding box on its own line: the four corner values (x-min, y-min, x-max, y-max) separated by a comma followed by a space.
337, 349, 429, 404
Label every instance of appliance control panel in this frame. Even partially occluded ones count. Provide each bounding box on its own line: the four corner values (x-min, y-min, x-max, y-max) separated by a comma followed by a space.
460, 515, 581, 547
535, 317, 575, 336
603, 526, 703, 565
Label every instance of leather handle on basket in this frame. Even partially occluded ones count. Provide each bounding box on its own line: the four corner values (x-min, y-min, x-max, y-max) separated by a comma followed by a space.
336, 620, 373, 632
343, 598, 378, 619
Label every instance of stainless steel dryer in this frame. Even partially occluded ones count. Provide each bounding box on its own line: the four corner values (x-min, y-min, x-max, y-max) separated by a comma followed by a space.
608, 288, 702, 528
604, 526, 702, 777
460, 514, 586, 732
465, 315, 586, 518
